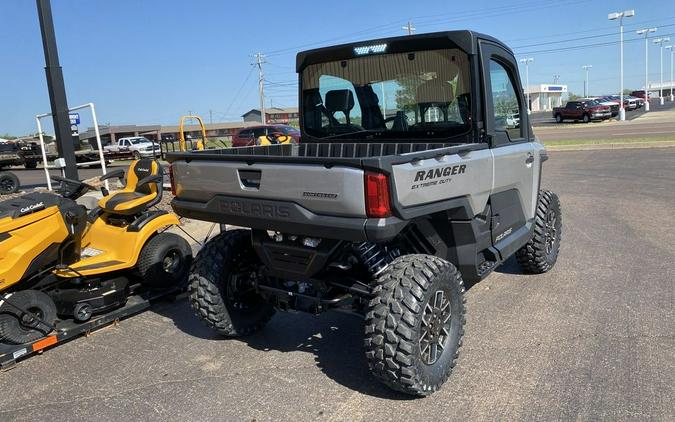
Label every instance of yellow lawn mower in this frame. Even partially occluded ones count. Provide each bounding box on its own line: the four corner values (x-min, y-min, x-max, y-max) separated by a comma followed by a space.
0, 158, 191, 345
256, 132, 295, 146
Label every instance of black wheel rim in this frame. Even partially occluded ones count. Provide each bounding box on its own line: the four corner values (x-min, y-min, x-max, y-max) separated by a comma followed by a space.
0, 178, 15, 194
20, 307, 44, 330
544, 209, 558, 255
419, 289, 452, 365
162, 249, 182, 274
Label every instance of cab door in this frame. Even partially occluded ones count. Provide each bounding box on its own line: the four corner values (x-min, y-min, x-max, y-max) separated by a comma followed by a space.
479, 41, 541, 259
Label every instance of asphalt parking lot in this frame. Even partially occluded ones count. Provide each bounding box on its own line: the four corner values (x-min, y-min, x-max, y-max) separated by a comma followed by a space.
1, 148, 674, 422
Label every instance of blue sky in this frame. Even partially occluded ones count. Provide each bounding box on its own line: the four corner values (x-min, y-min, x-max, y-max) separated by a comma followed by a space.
1, 0, 674, 135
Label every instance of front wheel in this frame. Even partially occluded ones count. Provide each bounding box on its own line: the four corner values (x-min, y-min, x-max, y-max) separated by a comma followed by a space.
364, 254, 466, 396
188, 229, 274, 337
516, 190, 562, 273
0, 290, 57, 345
583, 114, 590, 123
132, 151, 141, 160
137, 232, 192, 288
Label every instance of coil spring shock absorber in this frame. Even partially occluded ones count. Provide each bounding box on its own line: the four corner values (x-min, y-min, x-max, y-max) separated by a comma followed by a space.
352, 242, 400, 278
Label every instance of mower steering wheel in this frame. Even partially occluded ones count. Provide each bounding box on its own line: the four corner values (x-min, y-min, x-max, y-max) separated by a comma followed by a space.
50, 175, 96, 199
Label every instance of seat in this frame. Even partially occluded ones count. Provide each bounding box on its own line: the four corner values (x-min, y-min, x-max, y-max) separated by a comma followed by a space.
98, 159, 163, 216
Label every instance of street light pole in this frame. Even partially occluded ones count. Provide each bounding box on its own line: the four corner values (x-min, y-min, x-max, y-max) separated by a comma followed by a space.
666, 45, 674, 101
609, 9, 634, 121
582, 65, 592, 97
519, 57, 534, 114
654, 37, 671, 105
637, 28, 657, 111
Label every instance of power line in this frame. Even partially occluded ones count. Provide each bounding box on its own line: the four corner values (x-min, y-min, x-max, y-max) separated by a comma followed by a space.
221, 66, 255, 120
516, 31, 675, 55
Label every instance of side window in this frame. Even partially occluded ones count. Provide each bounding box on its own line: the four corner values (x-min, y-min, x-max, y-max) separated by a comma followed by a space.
488, 59, 522, 140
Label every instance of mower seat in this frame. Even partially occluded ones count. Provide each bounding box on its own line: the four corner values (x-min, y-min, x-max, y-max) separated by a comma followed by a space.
98, 159, 162, 216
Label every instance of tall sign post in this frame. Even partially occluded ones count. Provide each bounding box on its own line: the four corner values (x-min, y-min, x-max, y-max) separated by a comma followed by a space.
36, 0, 78, 179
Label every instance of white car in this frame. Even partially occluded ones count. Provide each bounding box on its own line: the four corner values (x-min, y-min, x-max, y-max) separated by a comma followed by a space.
104, 137, 159, 159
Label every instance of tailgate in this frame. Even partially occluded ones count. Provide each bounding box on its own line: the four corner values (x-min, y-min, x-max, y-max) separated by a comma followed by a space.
172, 160, 366, 217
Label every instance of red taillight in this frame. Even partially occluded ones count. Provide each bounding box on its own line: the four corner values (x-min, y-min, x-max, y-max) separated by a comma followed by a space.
364, 172, 391, 218
169, 163, 176, 196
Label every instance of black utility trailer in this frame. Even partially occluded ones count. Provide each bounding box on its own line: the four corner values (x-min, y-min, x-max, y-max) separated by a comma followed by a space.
0, 284, 181, 370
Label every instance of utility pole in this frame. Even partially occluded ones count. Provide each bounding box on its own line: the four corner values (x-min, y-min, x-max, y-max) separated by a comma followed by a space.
654, 37, 671, 105
582, 65, 592, 97
667, 45, 674, 101
519, 58, 534, 114
36, 0, 78, 179
637, 28, 657, 111
253, 52, 266, 124
209, 109, 213, 124
609, 10, 634, 121
402, 20, 416, 35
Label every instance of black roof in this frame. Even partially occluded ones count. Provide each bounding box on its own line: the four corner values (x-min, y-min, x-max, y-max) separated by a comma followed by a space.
296, 30, 509, 71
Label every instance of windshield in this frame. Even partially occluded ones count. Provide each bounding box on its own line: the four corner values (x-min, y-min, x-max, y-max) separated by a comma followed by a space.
129, 138, 149, 144
301, 48, 471, 140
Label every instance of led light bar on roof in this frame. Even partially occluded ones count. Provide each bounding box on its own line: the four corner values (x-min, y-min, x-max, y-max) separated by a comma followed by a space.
354, 43, 387, 56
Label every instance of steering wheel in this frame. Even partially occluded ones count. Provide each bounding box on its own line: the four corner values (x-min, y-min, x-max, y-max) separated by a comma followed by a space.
50, 175, 96, 200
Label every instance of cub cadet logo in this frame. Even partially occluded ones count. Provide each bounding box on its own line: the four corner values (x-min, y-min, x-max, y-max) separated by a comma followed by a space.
20, 202, 44, 214
136, 167, 150, 172
411, 164, 466, 190
218, 199, 290, 218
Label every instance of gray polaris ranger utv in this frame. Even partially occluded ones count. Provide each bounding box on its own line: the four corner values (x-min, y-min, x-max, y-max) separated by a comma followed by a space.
167, 30, 562, 396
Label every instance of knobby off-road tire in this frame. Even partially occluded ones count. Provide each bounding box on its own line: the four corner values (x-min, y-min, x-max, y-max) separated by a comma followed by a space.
365, 254, 466, 396
0, 172, 19, 195
188, 229, 274, 337
516, 190, 562, 274
138, 232, 192, 288
0, 290, 57, 345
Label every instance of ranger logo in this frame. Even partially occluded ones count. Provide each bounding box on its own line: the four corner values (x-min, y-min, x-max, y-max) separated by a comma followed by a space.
414, 164, 466, 182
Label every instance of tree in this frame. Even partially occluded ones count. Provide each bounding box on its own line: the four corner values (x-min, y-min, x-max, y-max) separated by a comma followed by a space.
568, 92, 581, 101
0, 133, 17, 140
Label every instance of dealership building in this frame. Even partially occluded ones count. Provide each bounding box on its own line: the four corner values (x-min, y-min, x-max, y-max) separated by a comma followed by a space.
525, 84, 568, 112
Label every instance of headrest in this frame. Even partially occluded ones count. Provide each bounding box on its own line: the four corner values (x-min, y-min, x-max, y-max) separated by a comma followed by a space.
416, 79, 454, 104
325, 90, 355, 113
132, 159, 157, 179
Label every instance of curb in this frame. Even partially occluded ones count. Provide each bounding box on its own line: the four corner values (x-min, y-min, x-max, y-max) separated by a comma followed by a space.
546, 141, 675, 151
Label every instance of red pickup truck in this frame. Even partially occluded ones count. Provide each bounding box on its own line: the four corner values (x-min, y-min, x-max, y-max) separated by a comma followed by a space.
552, 100, 612, 123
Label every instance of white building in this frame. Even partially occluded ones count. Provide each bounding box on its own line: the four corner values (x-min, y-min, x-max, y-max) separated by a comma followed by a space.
525, 84, 568, 112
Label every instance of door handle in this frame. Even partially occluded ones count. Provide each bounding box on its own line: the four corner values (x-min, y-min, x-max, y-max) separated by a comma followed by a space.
525, 154, 534, 165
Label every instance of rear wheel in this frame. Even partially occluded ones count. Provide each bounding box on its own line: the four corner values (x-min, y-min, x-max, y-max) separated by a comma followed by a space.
188, 229, 274, 337
0, 290, 57, 345
0, 172, 19, 195
364, 254, 465, 396
137, 232, 192, 288
555, 114, 563, 123
516, 190, 562, 273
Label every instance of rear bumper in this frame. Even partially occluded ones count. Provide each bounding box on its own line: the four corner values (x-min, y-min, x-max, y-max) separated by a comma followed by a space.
171, 195, 407, 242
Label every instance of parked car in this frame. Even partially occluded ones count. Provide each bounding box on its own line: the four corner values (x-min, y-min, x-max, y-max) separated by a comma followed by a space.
631, 90, 651, 104
593, 96, 620, 116
552, 100, 612, 123
232, 125, 300, 147
103, 136, 159, 159
623, 96, 638, 111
